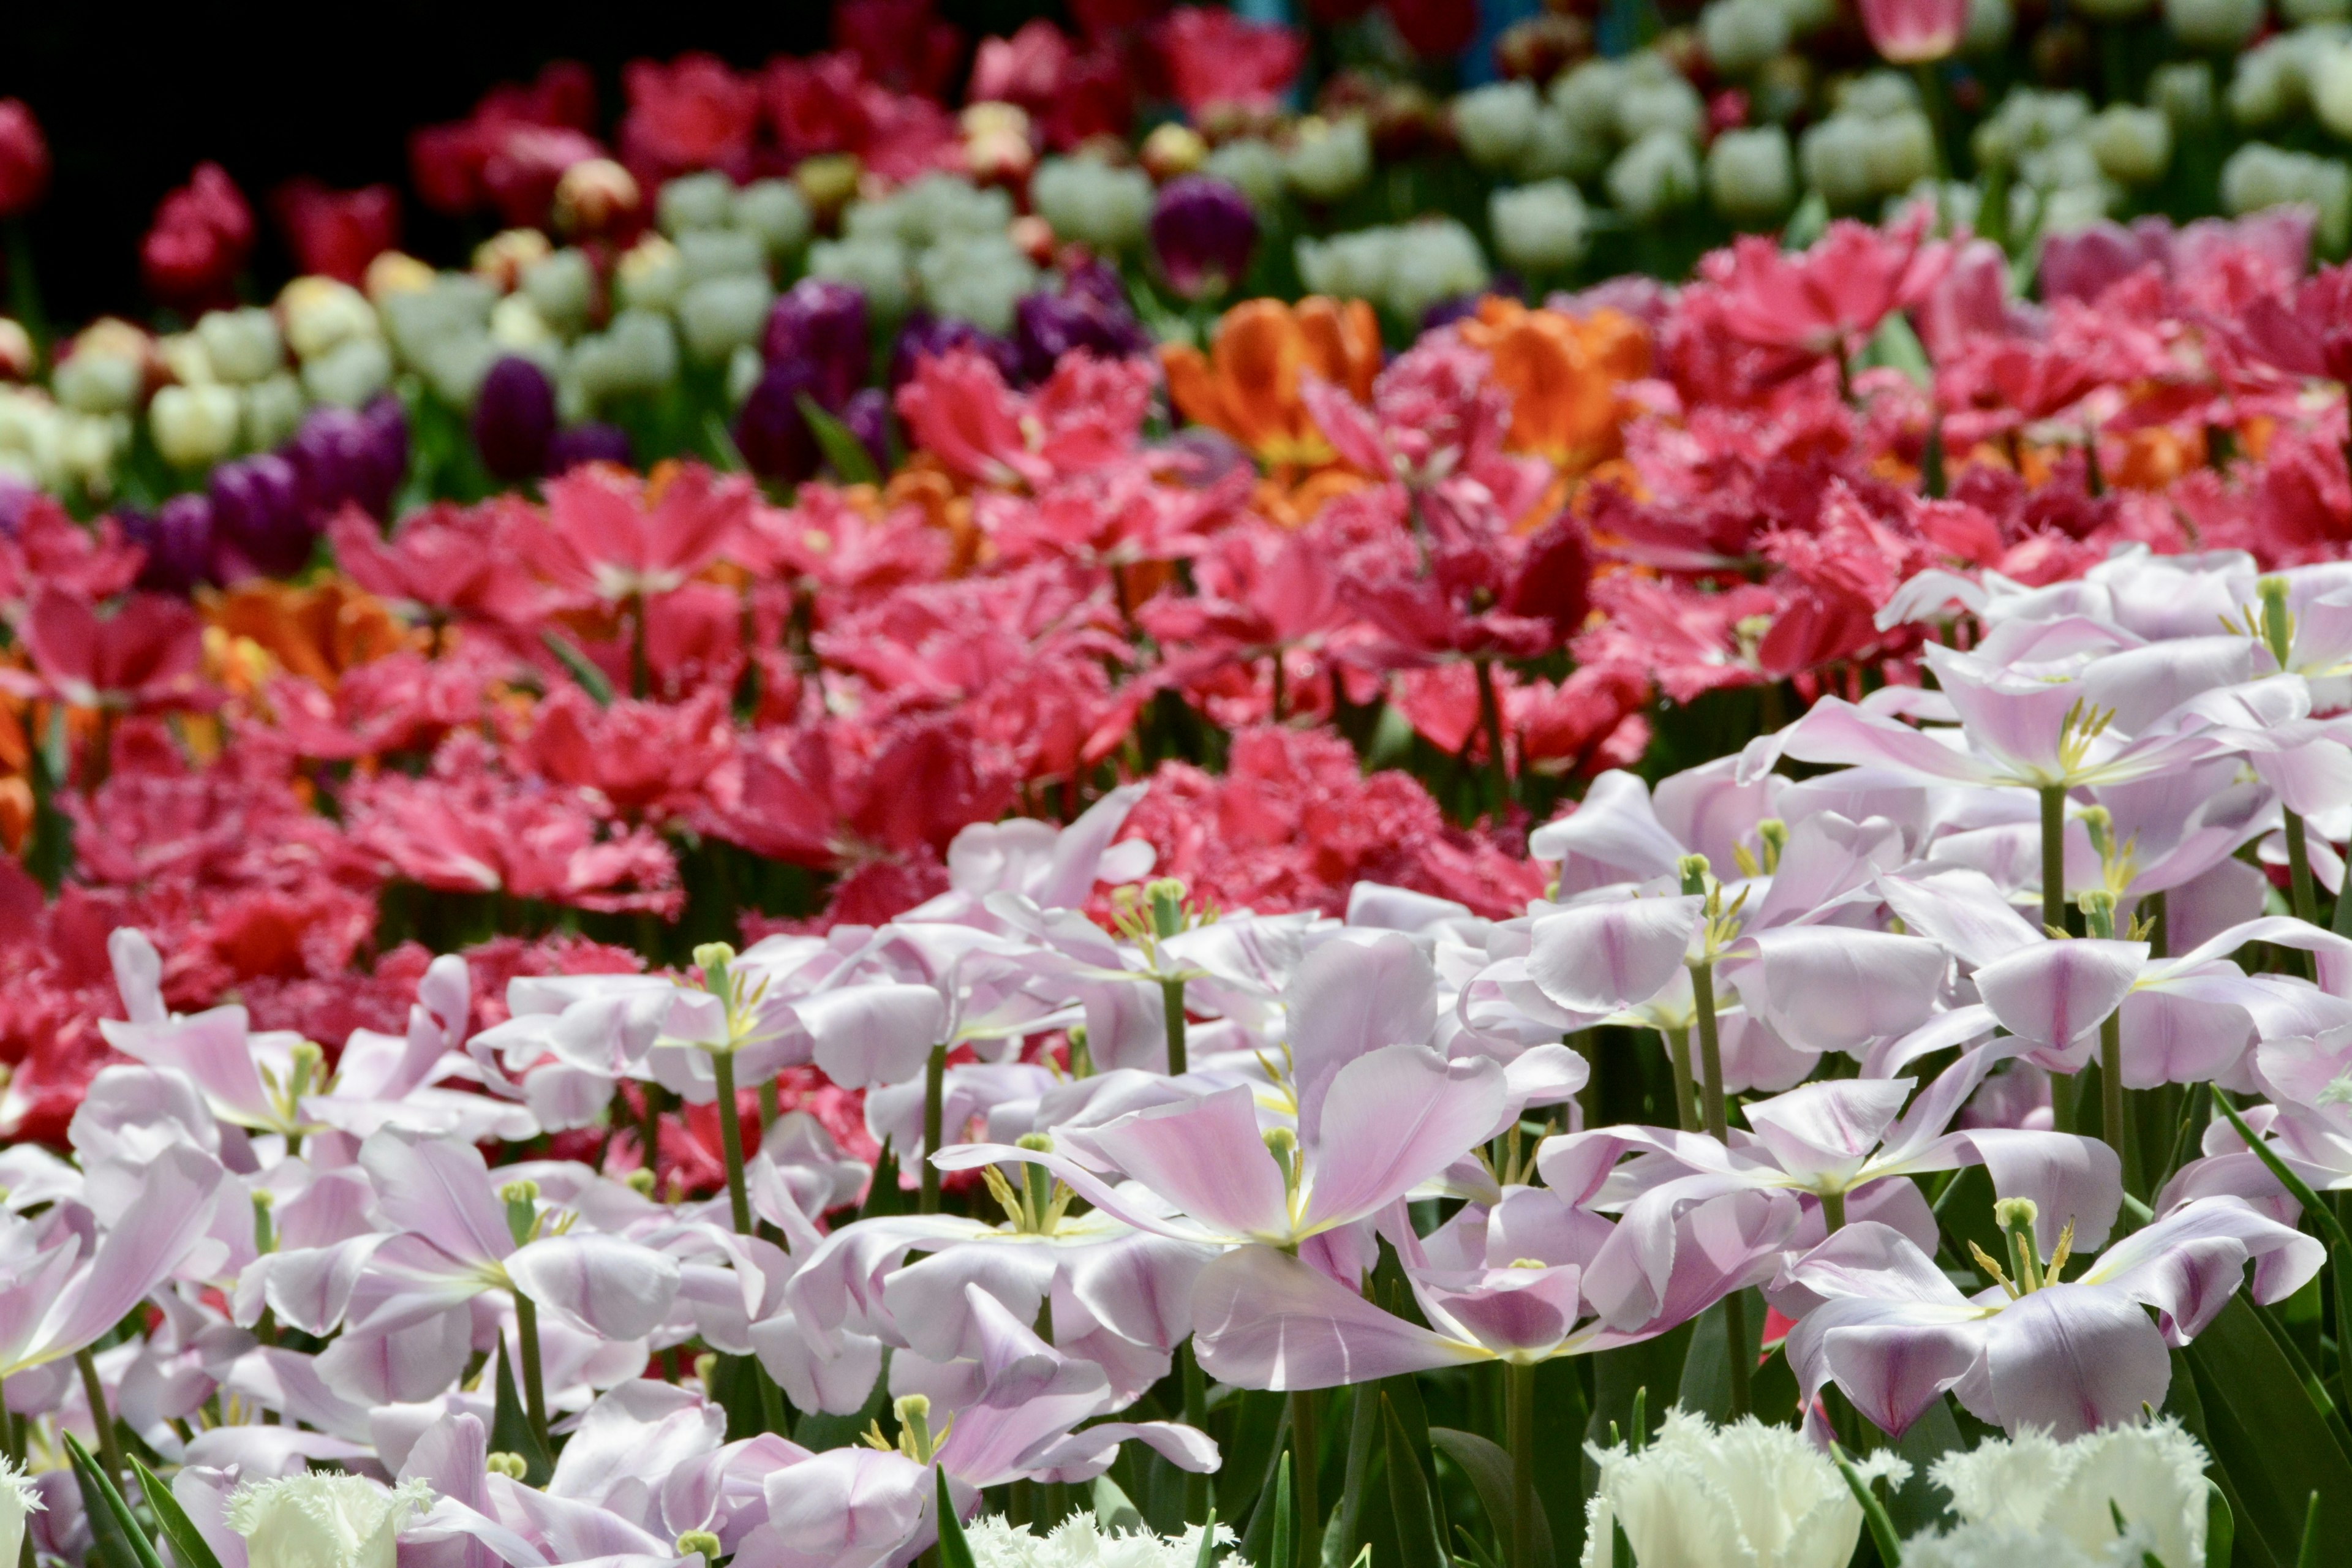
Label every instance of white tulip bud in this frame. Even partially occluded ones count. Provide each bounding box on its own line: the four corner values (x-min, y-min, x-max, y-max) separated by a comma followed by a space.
1286, 116, 1374, 203
1864, 110, 1939, 195
1838, 70, 1923, 119
149, 383, 242, 469
615, 235, 685, 313
2151, 61, 2216, 125
678, 275, 777, 363
1030, 157, 1154, 250
1709, 124, 1796, 224
157, 332, 216, 390
1915, 1420, 2208, 1568
59, 411, 129, 498
1801, 115, 1885, 209
916, 234, 1039, 335
244, 372, 305, 450
1963, 0, 2016, 55
1703, 0, 1792, 76
1294, 231, 1385, 303
521, 249, 594, 333
658, 172, 736, 235
1382, 220, 1490, 319
578, 309, 680, 403
229, 1474, 428, 1568
1491, 180, 1591, 272
1516, 106, 1611, 182
302, 336, 393, 409
1553, 59, 1627, 141
2167, 0, 2265, 50
1453, 81, 1543, 170
1617, 75, 1707, 143
280, 277, 380, 362
734, 179, 813, 260
2223, 141, 2352, 251
0, 388, 64, 489
417, 333, 497, 409
846, 173, 1011, 246
728, 343, 763, 407
1581, 1412, 1904, 1568
2088, 105, 2173, 184
1607, 130, 1701, 222
807, 235, 913, 320
54, 349, 142, 416
1203, 138, 1287, 209
2230, 39, 2308, 129
197, 307, 284, 385
677, 228, 767, 286
2314, 41, 2352, 137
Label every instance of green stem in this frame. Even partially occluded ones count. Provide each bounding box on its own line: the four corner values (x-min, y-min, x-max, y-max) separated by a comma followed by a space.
1288, 1387, 1321, 1559
2146, 888, 2168, 959
6, 219, 47, 351
710, 1051, 752, 1235
74, 1346, 124, 1488
1690, 963, 1729, 1141
1721, 1290, 1752, 1421
2286, 810, 2323, 946
514, 1293, 551, 1453
2101, 1014, 2139, 1204
919, 1043, 948, 1213
2040, 783, 2068, 936
1161, 977, 1189, 1077
758, 1078, 780, 1131
1181, 1340, 1213, 1523
1507, 1362, 1535, 1568
1910, 62, 1952, 186
1665, 1028, 1699, 1134
1475, 657, 1512, 815
1820, 1188, 1847, 1232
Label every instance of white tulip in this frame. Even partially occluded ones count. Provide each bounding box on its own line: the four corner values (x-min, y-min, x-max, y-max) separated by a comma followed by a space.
2230, 37, 2310, 129
302, 337, 393, 409
1453, 81, 1543, 170
735, 179, 813, 260
1286, 116, 1374, 203
1491, 179, 1591, 273
1617, 74, 1706, 144
2166, 0, 2265, 48
1030, 157, 1154, 251
59, 411, 130, 499
678, 275, 778, 363
1926, 1420, 2209, 1568
1516, 105, 1611, 183
678, 228, 767, 285
522, 249, 595, 332
1963, 0, 2016, 55
53, 349, 142, 416
1607, 130, 1702, 222
280, 277, 381, 362
0, 1458, 40, 1568
575, 309, 680, 402
2150, 61, 2216, 125
1553, 59, 1627, 142
659, 171, 736, 235
615, 235, 685, 313
2223, 141, 2352, 251
1203, 138, 1287, 209
1579, 1411, 1909, 1568
149, 383, 243, 469
244, 372, 306, 450
228, 1472, 429, 1568
1899, 1523, 2107, 1568
807, 235, 913, 320
2287, 0, 2352, 23
965, 1514, 1236, 1568
1703, 0, 1792, 76
2088, 105, 2173, 184
847, 173, 1013, 247
1709, 124, 1796, 224
1384, 221, 1491, 318
0, 387, 64, 489
197, 307, 284, 384
489, 293, 556, 353
157, 332, 216, 390
916, 233, 1039, 335
1837, 70, 1921, 119
1863, 110, 1939, 195
1801, 115, 1884, 209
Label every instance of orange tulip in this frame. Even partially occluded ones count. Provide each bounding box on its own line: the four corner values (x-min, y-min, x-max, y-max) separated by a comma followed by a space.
1160, 296, 1382, 470
1459, 298, 1648, 477
200, 577, 414, 695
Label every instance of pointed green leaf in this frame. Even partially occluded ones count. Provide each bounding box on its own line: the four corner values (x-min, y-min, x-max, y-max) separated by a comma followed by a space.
1431, 1427, 1554, 1568
2207, 1480, 2234, 1568
860, 1142, 910, 1220
1383, 1393, 1449, 1568
935, 1466, 978, 1568
796, 394, 880, 487
130, 1456, 225, 1568
1270, 1452, 1294, 1568
489, 1338, 554, 1485
1828, 1444, 1903, 1568
2184, 1297, 2352, 1565
1093, 1475, 1144, 1536
538, 628, 614, 707
65, 1434, 162, 1568
1193, 1509, 1220, 1568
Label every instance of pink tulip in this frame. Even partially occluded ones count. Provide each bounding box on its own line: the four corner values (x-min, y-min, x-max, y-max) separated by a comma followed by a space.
1858, 0, 1967, 62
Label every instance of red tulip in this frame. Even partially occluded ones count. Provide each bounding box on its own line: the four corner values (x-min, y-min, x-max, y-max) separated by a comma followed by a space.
273, 179, 399, 285
140, 162, 255, 312
0, 99, 50, 219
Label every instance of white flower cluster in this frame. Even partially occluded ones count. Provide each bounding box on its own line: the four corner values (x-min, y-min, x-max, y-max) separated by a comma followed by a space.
1908, 1422, 2211, 1567
1803, 73, 1939, 217
965, 1513, 1237, 1568
1295, 219, 1490, 321
1031, 156, 1155, 253
815, 172, 1033, 332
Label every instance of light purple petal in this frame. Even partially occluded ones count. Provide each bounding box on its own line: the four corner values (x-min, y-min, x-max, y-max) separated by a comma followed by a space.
1063, 1087, 1291, 1240
358, 1129, 514, 1265
1525, 896, 1702, 1016
508, 1235, 682, 1341
1966, 1283, 2171, 1438
1300, 1046, 1507, 1234
1284, 933, 1438, 1132
1975, 939, 2148, 1051
1191, 1245, 1483, 1389
797, 985, 949, 1089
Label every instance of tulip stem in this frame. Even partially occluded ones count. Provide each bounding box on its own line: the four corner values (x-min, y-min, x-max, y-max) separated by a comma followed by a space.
2039, 784, 2068, 935
1162, 978, 1189, 1077
1506, 1362, 1535, 1568
1689, 963, 1730, 1142
73, 1346, 124, 1488
1476, 657, 1512, 815
710, 1052, 753, 1235
1820, 1188, 1847, 1233
2100, 1015, 2140, 1203
920, 1043, 948, 1213
2286, 809, 2323, 933
1288, 1387, 1321, 1555
1180, 1340, 1213, 1523
514, 1294, 551, 1453
1664, 1028, 1699, 1134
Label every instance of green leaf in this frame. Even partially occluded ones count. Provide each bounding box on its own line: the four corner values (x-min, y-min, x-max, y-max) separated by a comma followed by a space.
1587, 1327, 1689, 1451
1194, 1509, 1221, 1568
1675, 1293, 1760, 1423
64, 1434, 162, 1568
538, 628, 614, 707
1827, 1443, 1904, 1568
489, 1338, 554, 1485
1234, 1395, 1294, 1568
1272, 1452, 1295, 1568
130, 1457, 225, 1568
704, 1352, 770, 1444
859, 1142, 910, 1220
1383, 1393, 1450, 1568
1092, 1476, 1145, 1536
1431, 1427, 1555, 1568
1529, 1359, 1588, 1566
935, 1467, 978, 1568
2184, 1297, 2352, 1566
2208, 1480, 2235, 1568
2294, 1491, 2319, 1568
794, 1351, 893, 1452
796, 394, 880, 486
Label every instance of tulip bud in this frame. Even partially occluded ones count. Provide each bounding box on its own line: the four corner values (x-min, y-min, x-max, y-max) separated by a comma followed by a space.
0, 318, 32, 382
573, 309, 680, 403
1202, 138, 1287, 210
281, 276, 381, 363
1151, 176, 1259, 300
2087, 105, 2171, 185
1490, 179, 1591, 273
151, 383, 243, 470
962, 103, 1036, 186
303, 337, 393, 410
553, 158, 643, 240
2165, 0, 2262, 48
1616, 73, 1707, 143
1962, 0, 2016, 53
474, 228, 552, 295
734, 179, 813, 262
679, 276, 777, 364
794, 154, 862, 223
0, 101, 51, 220
1452, 81, 1543, 170
521, 251, 595, 338
1606, 131, 1701, 222
121, 492, 217, 594
2223, 143, 2352, 254
1708, 124, 1796, 224
1031, 157, 1155, 252
1702, 0, 1792, 76
473, 356, 557, 483
54, 342, 146, 418
1140, 123, 1209, 182
658, 172, 736, 236
808, 236, 913, 322
210, 452, 311, 578
1286, 116, 1374, 202
615, 234, 685, 313
915, 235, 1038, 336
363, 251, 435, 302
1589, 1411, 1900, 1568
197, 307, 284, 385
624, 1167, 658, 1197
2150, 61, 2215, 127
227, 1473, 428, 1568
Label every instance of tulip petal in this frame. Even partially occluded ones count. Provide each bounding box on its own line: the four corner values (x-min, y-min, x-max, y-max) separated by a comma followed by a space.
1191, 1245, 1483, 1389
1301, 1046, 1507, 1234
1525, 895, 1703, 1017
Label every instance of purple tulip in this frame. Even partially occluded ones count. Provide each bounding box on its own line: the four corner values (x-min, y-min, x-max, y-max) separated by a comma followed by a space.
208, 451, 311, 579
472, 356, 559, 483
1012, 286, 1153, 385
888, 311, 1020, 389
548, 421, 633, 474
735, 360, 823, 484
763, 278, 870, 413
286, 400, 408, 526
1149, 176, 1257, 301
119, 492, 218, 595
840, 386, 891, 476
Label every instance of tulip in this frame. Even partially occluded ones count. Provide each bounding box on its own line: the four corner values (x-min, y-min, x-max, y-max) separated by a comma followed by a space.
763, 277, 870, 413
121, 492, 218, 595
549, 420, 632, 473
149, 384, 242, 470
141, 163, 256, 314
1148, 177, 1258, 301
736, 361, 824, 484
1490, 179, 1591, 274
209, 451, 314, 579
227, 1472, 429, 1568
1583, 1411, 1896, 1568
1915, 1420, 2211, 1568
1012, 269, 1150, 383
1859, 0, 1967, 61
0, 100, 50, 219
472, 355, 558, 481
